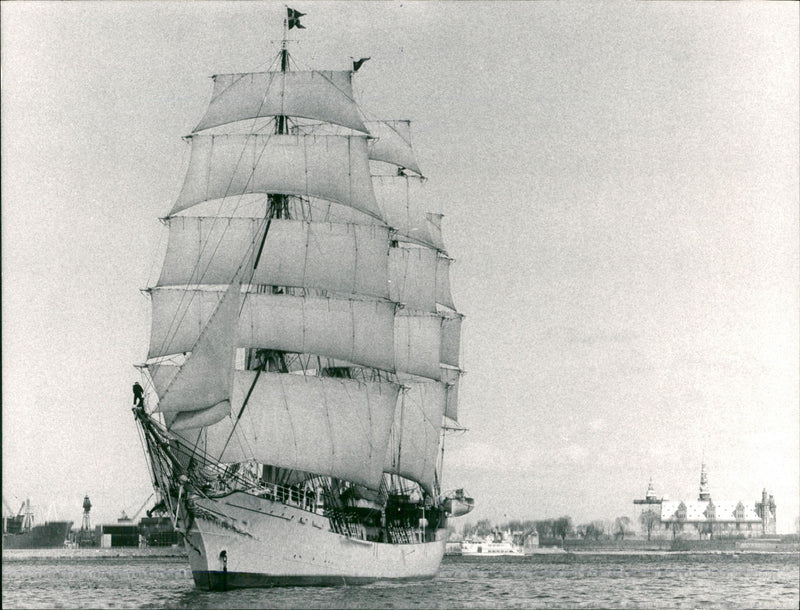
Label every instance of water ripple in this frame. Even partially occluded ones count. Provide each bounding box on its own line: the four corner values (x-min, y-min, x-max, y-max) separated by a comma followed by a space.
2, 551, 798, 608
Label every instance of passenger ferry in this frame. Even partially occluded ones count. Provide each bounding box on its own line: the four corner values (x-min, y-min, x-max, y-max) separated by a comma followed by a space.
461, 531, 524, 557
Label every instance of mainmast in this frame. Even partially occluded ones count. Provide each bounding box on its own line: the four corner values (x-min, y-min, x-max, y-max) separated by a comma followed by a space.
270, 34, 290, 218
250, 26, 293, 373
276, 35, 289, 136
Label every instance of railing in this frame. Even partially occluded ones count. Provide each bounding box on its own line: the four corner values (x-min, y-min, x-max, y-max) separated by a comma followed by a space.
207, 478, 322, 516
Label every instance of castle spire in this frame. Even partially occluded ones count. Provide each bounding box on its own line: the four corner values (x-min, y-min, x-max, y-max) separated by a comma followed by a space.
645, 478, 657, 500
698, 462, 711, 501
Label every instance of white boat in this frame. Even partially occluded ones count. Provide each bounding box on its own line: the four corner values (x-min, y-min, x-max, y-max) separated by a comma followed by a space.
461, 531, 524, 557
132, 6, 471, 590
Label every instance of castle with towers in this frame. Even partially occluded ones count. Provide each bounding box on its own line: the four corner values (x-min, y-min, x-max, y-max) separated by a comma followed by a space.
633, 463, 777, 539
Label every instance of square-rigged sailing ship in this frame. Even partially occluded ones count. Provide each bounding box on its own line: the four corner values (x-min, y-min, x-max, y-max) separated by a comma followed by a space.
133, 8, 473, 590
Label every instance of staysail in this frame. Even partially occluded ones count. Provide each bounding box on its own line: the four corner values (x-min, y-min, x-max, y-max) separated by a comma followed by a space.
155, 278, 241, 412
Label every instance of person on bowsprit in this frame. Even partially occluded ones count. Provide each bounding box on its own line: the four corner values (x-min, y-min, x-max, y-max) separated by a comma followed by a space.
132, 382, 145, 407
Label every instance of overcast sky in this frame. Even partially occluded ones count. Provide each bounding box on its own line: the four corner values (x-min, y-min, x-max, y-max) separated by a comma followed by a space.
2, 1, 798, 532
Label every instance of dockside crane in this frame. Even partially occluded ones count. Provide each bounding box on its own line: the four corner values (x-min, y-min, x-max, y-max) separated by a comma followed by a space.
118, 493, 154, 523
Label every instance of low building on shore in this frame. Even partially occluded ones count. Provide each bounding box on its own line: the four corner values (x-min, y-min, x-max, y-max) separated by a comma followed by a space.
633, 464, 776, 540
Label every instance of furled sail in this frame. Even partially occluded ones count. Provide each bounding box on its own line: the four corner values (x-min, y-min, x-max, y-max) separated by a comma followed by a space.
157, 277, 242, 414
158, 217, 390, 299
148, 289, 445, 380
194, 371, 400, 490
366, 120, 422, 176
372, 176, 446, 251
170, 135, 380, 219
384, 381, 445, 495
194, 71, 368, 134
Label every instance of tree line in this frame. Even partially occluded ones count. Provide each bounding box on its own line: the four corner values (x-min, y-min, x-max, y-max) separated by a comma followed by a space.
458, 515, 636, 542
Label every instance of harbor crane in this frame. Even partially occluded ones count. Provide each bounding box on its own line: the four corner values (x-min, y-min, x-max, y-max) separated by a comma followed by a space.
118, 493, 154, 523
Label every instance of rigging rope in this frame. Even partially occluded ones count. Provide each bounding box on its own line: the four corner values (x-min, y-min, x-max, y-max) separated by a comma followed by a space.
216, 359, 266, 460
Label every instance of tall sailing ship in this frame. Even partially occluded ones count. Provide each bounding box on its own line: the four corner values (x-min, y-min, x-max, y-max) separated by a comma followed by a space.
133, 8, 472, 589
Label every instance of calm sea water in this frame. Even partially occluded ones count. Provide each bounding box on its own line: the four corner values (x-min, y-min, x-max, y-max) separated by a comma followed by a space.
2, 550, 798, 609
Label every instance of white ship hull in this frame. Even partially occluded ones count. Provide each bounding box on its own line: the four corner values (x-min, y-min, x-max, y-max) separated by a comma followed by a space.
183, 491, 447, 590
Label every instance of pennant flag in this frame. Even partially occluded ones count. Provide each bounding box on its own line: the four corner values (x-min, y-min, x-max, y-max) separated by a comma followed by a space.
287, 7, 305, 29
353, 57, 371, 72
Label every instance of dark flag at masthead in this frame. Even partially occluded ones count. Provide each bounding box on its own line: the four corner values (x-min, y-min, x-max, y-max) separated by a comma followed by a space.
353, 57, 371, 72
287, 7, 305, 29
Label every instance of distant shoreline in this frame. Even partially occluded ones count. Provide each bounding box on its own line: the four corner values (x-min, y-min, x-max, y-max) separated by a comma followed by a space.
448, 549, 800, 557
5, 543, 798, 562
446, 536, 800, 557
540, 536, 800, 554
1, 547, 188, 560
566, 549, 800, 555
